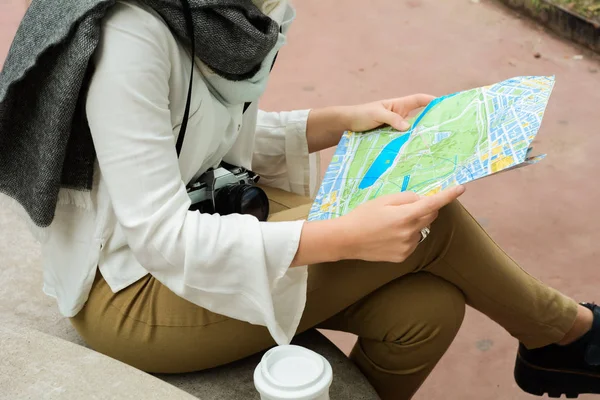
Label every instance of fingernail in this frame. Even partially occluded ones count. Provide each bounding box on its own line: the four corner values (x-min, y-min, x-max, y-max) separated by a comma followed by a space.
399, 121, 410, 131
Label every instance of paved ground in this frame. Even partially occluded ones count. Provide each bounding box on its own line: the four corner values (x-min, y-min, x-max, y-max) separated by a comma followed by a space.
2, 0, 600, 398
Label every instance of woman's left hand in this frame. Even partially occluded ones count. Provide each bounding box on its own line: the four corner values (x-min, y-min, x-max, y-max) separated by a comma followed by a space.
306, 93, 436, 154
341, 94, 436, 133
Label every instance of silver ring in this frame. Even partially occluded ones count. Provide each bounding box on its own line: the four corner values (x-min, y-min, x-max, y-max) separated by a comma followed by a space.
419, 227, 431, 243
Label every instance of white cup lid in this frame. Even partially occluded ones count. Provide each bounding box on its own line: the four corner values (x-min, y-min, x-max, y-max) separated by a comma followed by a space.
254, 345, 332, 400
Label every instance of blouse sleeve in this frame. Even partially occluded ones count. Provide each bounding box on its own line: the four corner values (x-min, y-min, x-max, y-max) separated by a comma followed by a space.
85, 3, 308, 345
252, 109, 321, 199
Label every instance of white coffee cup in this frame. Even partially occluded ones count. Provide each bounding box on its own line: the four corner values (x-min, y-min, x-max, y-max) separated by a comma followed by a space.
254, 345, 333, 400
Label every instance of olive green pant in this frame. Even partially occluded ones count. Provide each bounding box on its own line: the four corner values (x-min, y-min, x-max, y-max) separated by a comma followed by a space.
71, 187, 578, 400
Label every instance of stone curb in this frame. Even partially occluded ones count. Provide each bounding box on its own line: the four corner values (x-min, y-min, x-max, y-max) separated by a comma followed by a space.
496, 0, 600, 54
0, 325, 198, 400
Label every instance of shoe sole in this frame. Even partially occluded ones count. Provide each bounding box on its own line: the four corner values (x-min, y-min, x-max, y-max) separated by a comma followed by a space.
515, 352, 600, 398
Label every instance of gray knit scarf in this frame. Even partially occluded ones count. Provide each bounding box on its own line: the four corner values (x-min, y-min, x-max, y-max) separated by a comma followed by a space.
0, 0, 279, 229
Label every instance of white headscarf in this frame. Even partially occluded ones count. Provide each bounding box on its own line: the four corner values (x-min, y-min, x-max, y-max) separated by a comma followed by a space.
197, 0, 292, 107
252, 0, 288, 24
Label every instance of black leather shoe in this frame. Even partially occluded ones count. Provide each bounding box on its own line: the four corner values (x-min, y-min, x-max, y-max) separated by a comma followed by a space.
514, 303, 600, 398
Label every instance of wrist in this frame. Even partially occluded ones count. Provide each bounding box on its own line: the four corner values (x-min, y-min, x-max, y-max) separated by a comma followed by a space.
291, 217, 353, 267
332, 105, 353, 131
306, 106, 350, 153
327, 216, 356, 261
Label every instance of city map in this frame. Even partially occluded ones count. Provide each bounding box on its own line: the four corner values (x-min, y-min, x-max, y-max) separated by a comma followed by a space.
308, 76, 555, 221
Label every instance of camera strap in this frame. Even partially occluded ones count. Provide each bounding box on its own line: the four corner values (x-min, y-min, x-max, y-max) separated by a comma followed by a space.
176, 0, 280, 158
175, 0, 195, 158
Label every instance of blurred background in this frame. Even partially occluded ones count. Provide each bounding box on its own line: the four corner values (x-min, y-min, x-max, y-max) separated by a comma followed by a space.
2, 0, 600, 398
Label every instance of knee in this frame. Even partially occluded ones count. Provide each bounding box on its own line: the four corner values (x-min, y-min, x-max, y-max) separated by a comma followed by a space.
356, 274, 466, 375
388, 274, 466, 349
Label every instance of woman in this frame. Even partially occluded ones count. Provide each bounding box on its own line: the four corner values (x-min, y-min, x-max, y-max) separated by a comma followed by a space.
1, 1, 599, 399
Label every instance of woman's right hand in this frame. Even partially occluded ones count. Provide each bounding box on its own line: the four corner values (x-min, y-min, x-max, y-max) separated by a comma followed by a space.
336, 185, 465, 263
291, 185, 465, 267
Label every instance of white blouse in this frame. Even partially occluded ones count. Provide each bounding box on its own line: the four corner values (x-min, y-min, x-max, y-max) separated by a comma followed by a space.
40, 0, 321, 345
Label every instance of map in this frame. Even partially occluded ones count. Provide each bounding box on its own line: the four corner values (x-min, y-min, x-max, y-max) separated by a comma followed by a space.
308, 75, 555, 221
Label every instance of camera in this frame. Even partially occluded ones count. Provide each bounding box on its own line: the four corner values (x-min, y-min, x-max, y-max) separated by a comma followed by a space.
187, 162, 270, 221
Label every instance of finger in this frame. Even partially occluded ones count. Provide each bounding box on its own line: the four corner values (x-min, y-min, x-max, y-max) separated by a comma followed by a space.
376, 191, 420, 206
374, 108, 410, 131
411, 231, 422, 245
408, 231, 422, 250
416, 210, 438, 228
407, 185, 466, 218
399, 94, 436, 112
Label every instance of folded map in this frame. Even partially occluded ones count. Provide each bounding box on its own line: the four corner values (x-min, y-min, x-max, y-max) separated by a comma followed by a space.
308, 75, 555, 221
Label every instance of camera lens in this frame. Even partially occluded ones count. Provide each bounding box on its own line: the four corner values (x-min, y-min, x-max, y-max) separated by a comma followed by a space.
214, 184, 270, 221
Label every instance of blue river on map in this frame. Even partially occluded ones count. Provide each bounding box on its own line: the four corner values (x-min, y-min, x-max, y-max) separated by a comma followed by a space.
358, 92, 458, 190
